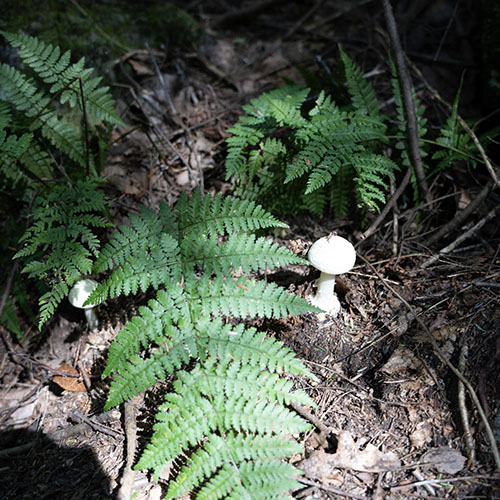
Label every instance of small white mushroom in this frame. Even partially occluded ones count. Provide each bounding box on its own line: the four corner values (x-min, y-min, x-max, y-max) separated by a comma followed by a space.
308, 234, 356, 318
68, 279, 100, 329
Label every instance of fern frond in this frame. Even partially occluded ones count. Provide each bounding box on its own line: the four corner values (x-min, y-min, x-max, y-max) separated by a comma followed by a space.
0, 63, 88, 168
0, 116, 33, 184
300, 187, 327, 217
105, 311, 317, 409
329, 163, 353, 216
19, 141, 54, 181
102, 287, 185, 378
431, 78, 476, 171
1, 30, 125, 126
135, 356, 312, 489
92, 232, 180, 302
226, 68, 394, 216
167, 432, 302, 499
354, 154, 398, 210
96, 190, 317, 496
14, 180, 110, 328
339, 45, 380, 117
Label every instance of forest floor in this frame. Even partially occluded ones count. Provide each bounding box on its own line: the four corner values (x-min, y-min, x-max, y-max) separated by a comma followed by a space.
1, 1, 499, 499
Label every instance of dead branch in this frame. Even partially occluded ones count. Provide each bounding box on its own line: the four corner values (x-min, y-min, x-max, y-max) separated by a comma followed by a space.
390, 474, 499, 493
382, 0, 430, 200
117, 399, 139, 500
427, 179, 494, 245
421, 203, 500, 268
297, 477, 368, 500
458, 342, 475, 464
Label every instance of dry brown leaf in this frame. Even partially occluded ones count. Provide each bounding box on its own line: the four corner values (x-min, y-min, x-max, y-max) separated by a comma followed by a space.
379, 346, 436, 392
52, 362, 86, 392
421, 446, 466, 474
410, 421, 432, 448
299, 430, 400, 478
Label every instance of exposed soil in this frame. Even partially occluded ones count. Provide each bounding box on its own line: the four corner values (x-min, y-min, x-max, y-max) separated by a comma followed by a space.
1, 1, 500, 499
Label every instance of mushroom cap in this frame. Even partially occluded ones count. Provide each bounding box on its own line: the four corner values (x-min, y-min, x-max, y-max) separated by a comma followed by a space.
68, 279, 99, 309
308, 235, 356, 275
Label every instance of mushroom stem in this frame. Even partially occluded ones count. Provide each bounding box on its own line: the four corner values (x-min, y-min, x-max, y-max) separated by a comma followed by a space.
310, 272, 341, 316
84, 308, 98, 329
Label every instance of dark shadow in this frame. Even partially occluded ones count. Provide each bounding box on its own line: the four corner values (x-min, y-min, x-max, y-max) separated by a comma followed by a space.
0, 427, 112, 499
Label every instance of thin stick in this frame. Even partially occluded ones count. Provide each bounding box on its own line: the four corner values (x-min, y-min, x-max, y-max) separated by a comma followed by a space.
412, 469, 436, 496
411, 55, 500, 191
145, 42, 177, 115
433, 0, 460, 62
290, 401, 331, 436
421, 203, 499, 268
390, 474, 498, 493
117, 400, 138, 500
382, 0, 430, 199
427, 180, 493, 245
390, 176, 398, 256
454, 115, 500, 190
0, 409, 119, 455
297, 477, 368, 500
359, 253, 500, 471
457, 342, 475, 464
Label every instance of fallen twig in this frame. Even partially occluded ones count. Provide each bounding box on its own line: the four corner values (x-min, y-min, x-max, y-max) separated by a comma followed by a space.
297, 477, 368, 499
290, 400, 332, 450
117, 399, 139, 500
421, 203, 500, 268
412, 469, 436, 496
383, 0, 430, 199
390, 474, 499, 493
0, 376, 50, 424
69, 409, 121, 438
0, 263, 22, 366
458, 341, 475, 465
428, 179, 494, 245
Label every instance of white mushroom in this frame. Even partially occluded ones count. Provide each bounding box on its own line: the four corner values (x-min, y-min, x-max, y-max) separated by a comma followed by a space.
308, 234, 356, 318
68, 279, 100, 329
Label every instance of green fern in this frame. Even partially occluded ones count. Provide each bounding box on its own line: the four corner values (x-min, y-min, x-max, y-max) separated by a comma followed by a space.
1, 31, 124, 127
0, 103, 35, 184
225, 49, 398, 217
14, 180, 110, 327
339, 45, 380, 117
0, 30, 124, 183
96, 190, 319, 497
431, 78, 478, 171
